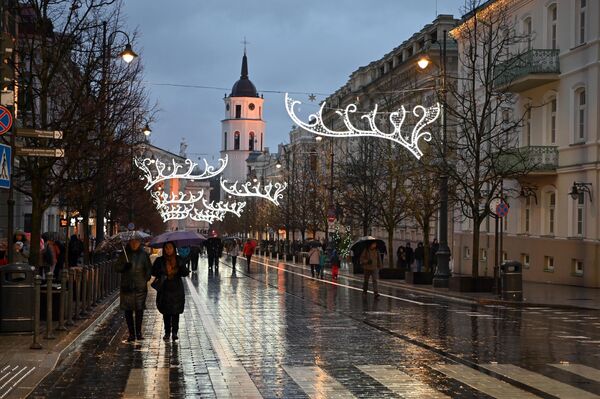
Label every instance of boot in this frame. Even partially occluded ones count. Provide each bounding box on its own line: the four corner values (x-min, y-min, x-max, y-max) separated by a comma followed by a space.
135, 310, 144, 340
125, 311, 135, 342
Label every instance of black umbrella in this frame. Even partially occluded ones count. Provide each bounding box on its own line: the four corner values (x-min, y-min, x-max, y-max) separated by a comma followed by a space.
350, 236, 387, 256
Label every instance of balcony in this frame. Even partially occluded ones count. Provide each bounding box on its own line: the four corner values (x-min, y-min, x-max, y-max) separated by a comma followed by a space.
494, 49, 560, 92
495, 146, 558, 175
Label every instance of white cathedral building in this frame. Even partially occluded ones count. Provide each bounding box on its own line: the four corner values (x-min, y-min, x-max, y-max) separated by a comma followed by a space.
220, 50, 266, 198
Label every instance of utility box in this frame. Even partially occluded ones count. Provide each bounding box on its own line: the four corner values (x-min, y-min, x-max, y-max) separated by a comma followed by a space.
0, 264, 36, 332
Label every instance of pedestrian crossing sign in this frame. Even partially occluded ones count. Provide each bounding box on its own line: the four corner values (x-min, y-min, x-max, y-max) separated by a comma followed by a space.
0, 143, 11, 189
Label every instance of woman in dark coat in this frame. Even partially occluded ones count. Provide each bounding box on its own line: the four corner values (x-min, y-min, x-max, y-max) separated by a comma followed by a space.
151, 241, 189, 341
116, 238, 152, 342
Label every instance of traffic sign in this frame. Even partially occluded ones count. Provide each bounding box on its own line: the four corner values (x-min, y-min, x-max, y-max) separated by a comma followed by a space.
0, 143, 10, 189
16, 147, 65, 158
496, 201, 509, 218
17, 128, 63, 139
0, 105, 13, 135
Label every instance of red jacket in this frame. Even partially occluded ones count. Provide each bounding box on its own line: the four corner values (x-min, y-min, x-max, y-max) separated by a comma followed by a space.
243, 243, 254, 256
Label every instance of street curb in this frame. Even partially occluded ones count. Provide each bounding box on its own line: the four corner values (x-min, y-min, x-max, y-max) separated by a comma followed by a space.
256, 255, 596, 311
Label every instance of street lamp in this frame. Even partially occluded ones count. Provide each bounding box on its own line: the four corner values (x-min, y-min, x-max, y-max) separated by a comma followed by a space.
142, 123, 152, 137
569, 182, 593, 202
417, 30, 450, 288
119, 43, 138, 64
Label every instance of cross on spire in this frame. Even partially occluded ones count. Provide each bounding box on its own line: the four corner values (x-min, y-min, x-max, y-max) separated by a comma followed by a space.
241, 36, 250, 54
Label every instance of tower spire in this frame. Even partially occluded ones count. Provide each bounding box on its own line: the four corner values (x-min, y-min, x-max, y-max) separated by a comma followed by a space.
240, 37, 249, 79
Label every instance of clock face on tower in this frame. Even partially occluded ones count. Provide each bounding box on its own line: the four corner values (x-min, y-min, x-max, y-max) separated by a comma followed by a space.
249, 103, 255, 110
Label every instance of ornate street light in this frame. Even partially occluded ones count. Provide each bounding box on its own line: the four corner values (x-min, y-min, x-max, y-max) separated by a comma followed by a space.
569, 182, 593, 202
142, 123, 152, 137
119, 43, 138, 63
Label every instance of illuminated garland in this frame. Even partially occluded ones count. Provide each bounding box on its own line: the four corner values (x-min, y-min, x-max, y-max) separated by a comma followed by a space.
201, 198, 246, 217
150, 190, 204, 207
220, 178, 287, 206
189, 207, 227, 223
285, 93, 440, 160
135, 155, 228, 190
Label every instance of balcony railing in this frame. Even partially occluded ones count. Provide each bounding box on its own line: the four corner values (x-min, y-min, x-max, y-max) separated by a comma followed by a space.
494, 49, 560, 90
496, 145, 558, 175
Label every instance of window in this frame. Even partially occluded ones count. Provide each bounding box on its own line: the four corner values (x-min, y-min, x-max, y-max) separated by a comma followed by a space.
234, 131, 240, 150
463, 246, 471, 259
502, 251, 508, 262
544, 256, 554, 272
578, 0, 586, 44
524, 196, 531, 233
548, 193, 556, 234
572, 259, 584, 276
480, 248, 487, 261
576, 89, 586, 141
235, 104, 241, 119
577, 192, 584, 236
249, 132, 255, 151
549, 97, 557, 144
223, 132, 228, 150
521, 253, 530, 269
548, 4, 557, 49
524, 17, 532, 50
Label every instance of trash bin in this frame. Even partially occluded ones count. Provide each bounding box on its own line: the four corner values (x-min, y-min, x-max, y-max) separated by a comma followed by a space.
0, 264, 36, 332
501, 261, 523, 301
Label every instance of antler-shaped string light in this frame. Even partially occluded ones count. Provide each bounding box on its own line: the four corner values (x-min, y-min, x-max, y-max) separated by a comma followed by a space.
220, 178, 287, 206
285, 93, 440, 159
189, 207, 227, 223
135, 155, 228, 190
150, 190, 204, 208
202, 198, 247, 217
156, 204, 195, 222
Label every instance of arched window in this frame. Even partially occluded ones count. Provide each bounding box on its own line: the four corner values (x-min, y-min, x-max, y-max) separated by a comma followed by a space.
249, 132, 255, 151
224, 132, 228, 150
575, 88, 586, 141
548, 4, 557, 49
234, 131, 240, 150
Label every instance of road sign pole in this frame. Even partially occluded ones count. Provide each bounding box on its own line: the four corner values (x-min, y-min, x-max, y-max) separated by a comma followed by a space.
7, 105, 15, 263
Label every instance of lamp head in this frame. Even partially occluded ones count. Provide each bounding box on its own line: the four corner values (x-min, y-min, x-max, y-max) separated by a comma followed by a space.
315, 136, 323, 142
569, 183, 579, 200
142, 123, 152, 137
417, 57, 430, 70
119, 43, 138, 63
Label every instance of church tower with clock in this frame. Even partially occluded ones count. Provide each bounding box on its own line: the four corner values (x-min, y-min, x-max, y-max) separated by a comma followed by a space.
220, 50, 265, 197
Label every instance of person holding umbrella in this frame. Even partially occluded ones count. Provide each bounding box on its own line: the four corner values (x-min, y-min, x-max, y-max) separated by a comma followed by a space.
151, 241, 189, 341
116, 236, 152, 342
360, 240, 383, 298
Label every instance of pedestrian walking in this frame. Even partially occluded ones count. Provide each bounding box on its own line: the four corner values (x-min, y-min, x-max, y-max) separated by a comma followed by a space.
190, 246, 200, 272
205, 237, 222, 270
360, 241, 382, 298
116, 237, 152, 342
13, 241, 28, 263
308, 245, 321, 278
242, 240, 254, 272
41, 238, 56, 279
53, 240, 65, 282
68, 235, 84, 267
330, 249, 340, 280
404, 242, 414, 270
396, 245, 408, 269
226, 240, 240, 272
151, 242, 189, 342
414, 242, 425, 272
430, 238, 439, 271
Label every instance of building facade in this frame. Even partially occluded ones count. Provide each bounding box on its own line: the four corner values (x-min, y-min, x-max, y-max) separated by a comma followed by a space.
451, 0, 600, 286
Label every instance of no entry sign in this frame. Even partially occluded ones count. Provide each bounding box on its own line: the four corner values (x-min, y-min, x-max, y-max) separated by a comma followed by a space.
0, 105, 13, 135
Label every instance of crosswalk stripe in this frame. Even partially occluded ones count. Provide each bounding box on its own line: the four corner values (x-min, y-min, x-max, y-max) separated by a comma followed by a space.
431, 364, 539, 398
550, 363, 600, 383
482, 364, 600, 398
283, 366, 356, 399
357, 365, 449, 398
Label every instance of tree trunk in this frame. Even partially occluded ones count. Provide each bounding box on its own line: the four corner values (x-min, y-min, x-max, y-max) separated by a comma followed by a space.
387, 226, 394, 269
28, 174, 43, 268
422, 220, 430, 272
471, 216, 480, 278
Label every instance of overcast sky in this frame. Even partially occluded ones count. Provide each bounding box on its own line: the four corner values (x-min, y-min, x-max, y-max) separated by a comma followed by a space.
122, 0, 467, 160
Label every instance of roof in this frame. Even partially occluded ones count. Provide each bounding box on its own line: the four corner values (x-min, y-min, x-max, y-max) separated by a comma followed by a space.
230, 51, 259, 98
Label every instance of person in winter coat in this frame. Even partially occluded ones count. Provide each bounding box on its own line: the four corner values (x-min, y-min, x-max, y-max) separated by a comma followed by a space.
404, 242, 414, 270
189, 246, 200, 272
330, 249, 340, 280
414, 242, 425, 272
226, 240, 240, 272
68, 235, 83, 267
13, 231, 30, 259
360, 241, 382, 298
151, 241, 189, 341
396, 246, 408, 269
242, 240, 254, 272
41, 239, 56, 279
205, 238, 223, 270
116, 238, 152, 342
14, 241, 28, 263
308, 245, 321, 278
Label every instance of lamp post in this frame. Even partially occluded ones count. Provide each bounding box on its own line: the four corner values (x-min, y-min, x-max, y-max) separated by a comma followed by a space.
418, 30, 450, 288
96, 21, 138, 244
315, 136, 335, 246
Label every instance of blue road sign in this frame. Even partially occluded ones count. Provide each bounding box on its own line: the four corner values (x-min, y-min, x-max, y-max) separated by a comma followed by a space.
0, 143, 11, 189
0, 105, 13, 135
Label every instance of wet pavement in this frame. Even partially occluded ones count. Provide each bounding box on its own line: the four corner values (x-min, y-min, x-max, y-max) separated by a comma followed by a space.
29, 255, 600, 398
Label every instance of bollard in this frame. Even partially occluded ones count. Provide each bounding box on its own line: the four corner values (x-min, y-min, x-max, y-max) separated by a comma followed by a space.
293, 255, 296, 264
74, 268, 81, 319
30, 275, 42, 349
276, 253, 280, 262
57, 269, 68, 331
81, 267, 88, 315
66, 269, 74, 326
45, 273, 55, 339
